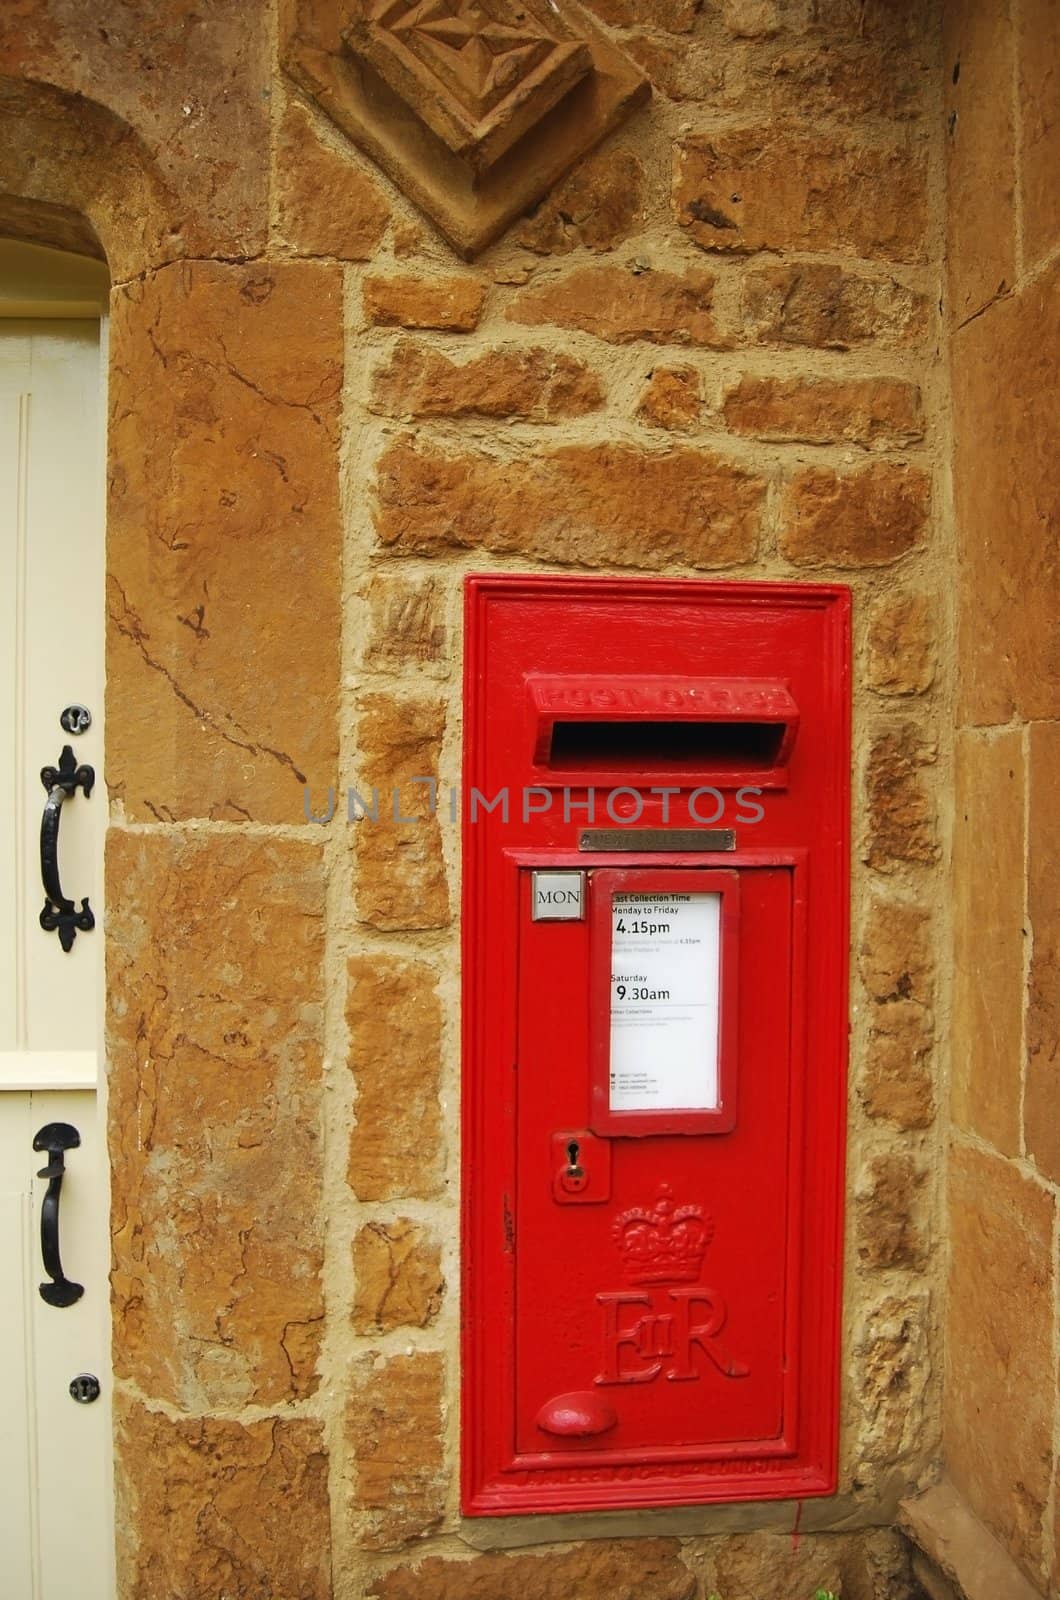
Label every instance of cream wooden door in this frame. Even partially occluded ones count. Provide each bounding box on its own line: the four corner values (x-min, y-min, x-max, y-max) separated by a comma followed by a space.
0, 315, 113, 1598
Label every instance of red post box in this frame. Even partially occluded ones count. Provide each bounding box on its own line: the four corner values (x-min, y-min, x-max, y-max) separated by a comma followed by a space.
462, 575, 850, 1516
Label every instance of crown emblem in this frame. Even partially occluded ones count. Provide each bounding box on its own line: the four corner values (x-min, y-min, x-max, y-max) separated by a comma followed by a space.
613, 1185, 712, 1285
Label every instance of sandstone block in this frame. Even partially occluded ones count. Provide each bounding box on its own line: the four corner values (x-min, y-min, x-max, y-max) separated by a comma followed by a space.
107, 830, 326, 1411
507, 264, 726, 347
115, 1400, 331, 1600
781, 462, 930, 567
867, 591, 937, 694
347, 954, 445, 1202
859, 896, 934, 1005
368, 1539, 696, 1600
514, 147, 645, 254
1026, 723, 1060, 1182
856, 1151, 929, 1270
854, 1294, 932, 1482
637, 366, 702, 431
713, 1533, 843, 1600
353, 1219, 445, 1332
363, 274, 486, 331
946, 1143, 1055, 1580
723, 376, 923, 450
370, 340, 603, 421
766, 41, 927, 122
347, 1351, 446, 1550
954, 262, 1060, 723
723, 0, 779, 38
374, 439, 763, 568
863, 722, 938, 870
952, 730, 1025, 1154
861, 1000, 935, 1130
943, 0, 1017, 322
742, 262, 930, 349
274, 95, 389, 259
1018, 0, 1060, 271
107, 261, 342, 824
359, 572, 450, 675
674, 129, 928, 262
353, 691, 450, 931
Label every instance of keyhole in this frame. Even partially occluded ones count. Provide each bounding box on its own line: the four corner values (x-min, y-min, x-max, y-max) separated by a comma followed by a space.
566, 1140, 581, 1173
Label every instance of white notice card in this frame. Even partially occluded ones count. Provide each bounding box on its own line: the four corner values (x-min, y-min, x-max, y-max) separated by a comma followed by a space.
609, 892, 721, 1112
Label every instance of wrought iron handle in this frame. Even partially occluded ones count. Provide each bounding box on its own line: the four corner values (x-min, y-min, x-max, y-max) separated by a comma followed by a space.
33, 1123, 84, 1308
39, 744, 95, 953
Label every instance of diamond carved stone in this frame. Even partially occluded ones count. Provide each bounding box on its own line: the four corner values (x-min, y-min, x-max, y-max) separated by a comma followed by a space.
282, 0, 649, 257
348, 0, 593, 173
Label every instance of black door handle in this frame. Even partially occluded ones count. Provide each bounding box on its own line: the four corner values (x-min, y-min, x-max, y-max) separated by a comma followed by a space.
39, 744, 95, 953
33, 1123, 84, 1308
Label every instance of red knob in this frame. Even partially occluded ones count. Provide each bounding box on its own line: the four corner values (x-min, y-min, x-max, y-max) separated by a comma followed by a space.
535, 1391, 618, 1438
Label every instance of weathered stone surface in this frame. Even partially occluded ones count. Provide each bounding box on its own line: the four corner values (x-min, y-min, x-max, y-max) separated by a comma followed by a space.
107, 831, 326, 1411
675, 129, 928, 262
946, 1144, 1055, 1581
623, 34, 723, 101
781, 463, 930, 567
0, 78, 176, 280
115, 1400, 331, 1600
723, 376, 923, 449
1018, 0, 1060, 271
854, 1294, 932, 1484
358, 572, 450, 676
370, 340, 603, 421
952, 730, 1024, 1154
363, 274, 486, 331
798, 0, 933, 52
0, 1, 269, 263
860, 897, 934, 1005
722, 0, 779, 38
712, 1534, 843, 1600
862, 999, 935, 1130
353, 1219, 445, 1332
856, 1151, 929, 1269
374, 439, 764, 568
274, 95, 389, 259
347, 954, 445, 1202
637, 365, 701, 431
580, 0, 700, 30
347, 1351, 446, 1551
353, 691, 450, 930
507, 264, 725, 347
368, 1540, 696, 1600
943, 0, 1017, 323
867, 592, 937, 695
742, 262, 930, 349
863, 723, 938, 870
954, 262, 1060, 723
107, 261, 342, 824
513, 147, 645, 254
1024, 724, 1060, 1182
766, 40, 928, 121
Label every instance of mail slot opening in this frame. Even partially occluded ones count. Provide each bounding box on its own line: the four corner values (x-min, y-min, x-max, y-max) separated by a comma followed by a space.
547, 718, 788, 772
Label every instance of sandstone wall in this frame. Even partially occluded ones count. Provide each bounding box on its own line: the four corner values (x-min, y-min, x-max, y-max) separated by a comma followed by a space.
1, 2, 952, 1596
943, 2, 1060, 1593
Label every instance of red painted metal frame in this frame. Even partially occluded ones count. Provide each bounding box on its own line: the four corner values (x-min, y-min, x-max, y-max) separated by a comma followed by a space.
461, 574, 851, 1519
588, 868, 740, 1137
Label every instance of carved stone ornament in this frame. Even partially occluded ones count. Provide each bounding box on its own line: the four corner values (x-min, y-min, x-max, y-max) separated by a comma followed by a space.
282, 0, 650, 257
